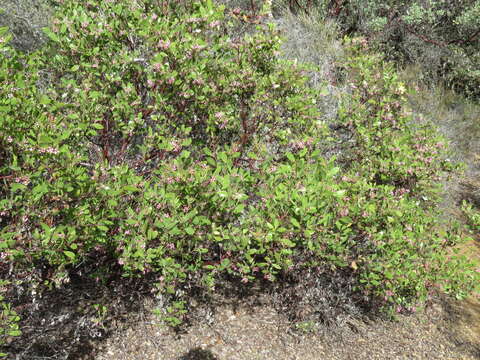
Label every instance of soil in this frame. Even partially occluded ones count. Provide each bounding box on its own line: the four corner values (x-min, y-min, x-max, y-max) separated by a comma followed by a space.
93, 293, 480, 360
7, 267, 480, 359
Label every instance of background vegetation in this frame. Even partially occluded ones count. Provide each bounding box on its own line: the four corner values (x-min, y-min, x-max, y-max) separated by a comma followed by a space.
281, 0, 480, 98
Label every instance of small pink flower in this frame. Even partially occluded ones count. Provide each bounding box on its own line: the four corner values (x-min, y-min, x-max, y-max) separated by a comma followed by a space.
158, 40, 170, 50
187, 17, 201, 23
14, 176, 30, 185
193, 78, 204, 85
339, 208, 349, 217
241, 277, 248, 283
170, 141, 181, 152
46, 147, 59, 154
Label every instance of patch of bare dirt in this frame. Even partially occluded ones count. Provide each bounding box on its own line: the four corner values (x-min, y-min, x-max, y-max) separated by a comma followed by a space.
94, 294, 480, 360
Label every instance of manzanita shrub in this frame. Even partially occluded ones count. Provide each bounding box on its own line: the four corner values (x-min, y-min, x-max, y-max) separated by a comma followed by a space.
0, 0, 477, 341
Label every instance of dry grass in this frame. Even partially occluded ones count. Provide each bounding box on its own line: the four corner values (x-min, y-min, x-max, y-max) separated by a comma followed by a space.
0, 0, 56, 52
400, 65, 480, 214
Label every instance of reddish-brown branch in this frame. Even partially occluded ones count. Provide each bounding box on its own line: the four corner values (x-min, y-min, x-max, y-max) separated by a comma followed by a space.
289, 0, 309, 14
250, 0, 256, 13
387, 10, 480, 48
233, 102, 251, 167
400, 21, 448, 47
117, 134, 132, 160
329, 0, 346, 17
101, 115, 111, 165
452, 28, 480, 45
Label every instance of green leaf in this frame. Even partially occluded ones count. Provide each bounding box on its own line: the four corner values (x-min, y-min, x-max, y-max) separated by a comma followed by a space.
185, 227, 195, 235
147, 229, 158, 240
328, 167, 340, 177
38, 134, 53, 144
218, 152, 228, 163
8, 329, 21, 337
220, 258, 231, 268
42, 27, 59, 42
290, 217, 301, 228
234, 204, 245, 213
10, 183, 26, 193
123, 185, 139, 192
39, 95, 51, 105
281, 238, 296, 247
64, 251, 76, 260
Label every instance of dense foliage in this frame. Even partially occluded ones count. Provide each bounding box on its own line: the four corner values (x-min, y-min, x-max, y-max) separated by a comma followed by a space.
0, 0, 478, 353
